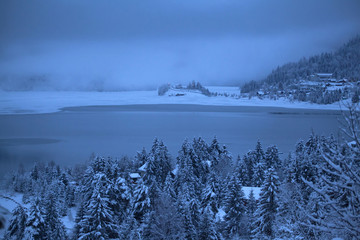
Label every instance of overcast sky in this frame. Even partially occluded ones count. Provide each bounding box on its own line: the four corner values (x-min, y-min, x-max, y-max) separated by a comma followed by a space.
0, 0, 360, 90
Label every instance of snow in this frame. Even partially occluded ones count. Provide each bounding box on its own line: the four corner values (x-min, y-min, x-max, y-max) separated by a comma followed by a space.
0, 87, 344, 115
206, 86, 240, 95
215, 208, 226, 222
129, 173, 141, 179
138, 162, 148, 172
0, 192, 26, 213
0, 191, 26, 238
61, 207, 76, 235
242, 187, 261, 200
0, 191, 76, 238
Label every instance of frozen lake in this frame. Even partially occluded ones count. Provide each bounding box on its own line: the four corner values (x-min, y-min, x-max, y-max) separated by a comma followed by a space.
0, 104, 342, 173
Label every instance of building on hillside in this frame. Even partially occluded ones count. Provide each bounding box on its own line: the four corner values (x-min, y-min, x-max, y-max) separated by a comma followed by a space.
315, 73, 333, 81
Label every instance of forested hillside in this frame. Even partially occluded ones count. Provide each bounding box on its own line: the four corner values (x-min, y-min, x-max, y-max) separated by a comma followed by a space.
241, 36, 360, 104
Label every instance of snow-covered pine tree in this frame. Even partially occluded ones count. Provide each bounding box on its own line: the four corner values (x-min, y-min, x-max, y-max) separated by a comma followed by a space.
12, 164, 27, 193
119, 213, 142, 240
198, 206, 222, 240
235, 155, 249, 186
4, 205, 27, 240
24, 198, 46, 240
174, 139, 202, 198
246, 190, 257, 235
223, 172, 246, 238
252, 167, 280, 239
264, 145, 281, 170
301, 105, 360, 238
201, 171, 220, 217
176, 179, 200, 240
253, 160, 266, 187
109, 176, 131, 224
253, 141, 266, 187
72, 200, 86, 240
135, 147, 148, 168
209, 137, 233, 178
192, 137, 211, 183
132, 178, 151, 223
143, 192, 184, 240
148, 138, 172, 187
163, 173, 176, 199
78, 173, 118, 240
208, 136, 221, 169
217, 145, 233, 178
43, 183, 67, 240
242, 152, 255, 186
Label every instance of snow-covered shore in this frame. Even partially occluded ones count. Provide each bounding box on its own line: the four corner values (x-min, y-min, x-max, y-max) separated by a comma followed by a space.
0, 87, 345, 115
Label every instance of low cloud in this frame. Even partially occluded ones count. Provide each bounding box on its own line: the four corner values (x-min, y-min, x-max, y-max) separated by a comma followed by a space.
0, 0, 359, 90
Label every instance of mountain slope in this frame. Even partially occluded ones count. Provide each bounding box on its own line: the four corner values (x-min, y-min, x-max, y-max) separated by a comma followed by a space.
241, 36, 360, 104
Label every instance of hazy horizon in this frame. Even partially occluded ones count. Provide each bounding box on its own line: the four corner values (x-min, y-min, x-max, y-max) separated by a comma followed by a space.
1, 0, 360, 91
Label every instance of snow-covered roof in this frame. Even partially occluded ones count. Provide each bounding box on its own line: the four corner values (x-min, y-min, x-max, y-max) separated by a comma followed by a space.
316, 73, 333, 78
129, 173, 141, 179
138, 162, 148, 172
171, 165, 178, 175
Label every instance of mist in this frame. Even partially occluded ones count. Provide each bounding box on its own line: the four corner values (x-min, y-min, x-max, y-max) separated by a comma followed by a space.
1, 0, 359, 91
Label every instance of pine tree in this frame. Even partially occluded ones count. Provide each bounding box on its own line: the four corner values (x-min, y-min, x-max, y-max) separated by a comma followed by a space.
201, 171, 220, 217
119, 213, 142, 240
247, 190, 257, 235
163, 173, 176, 199
223, 173, 246, 238
198, 206, 221, 240
135, 147, 148, 167
264, 145, 281, 170
174, 139, 201, 197
253, 141, 266, 186
73, 200, 86, 240
78, 173, 118, 240
209, 136, 221, 168
242, 152, 255, 186
109, 176, 131, 223
24, 198, 46, 240
143, 192, 184, 240
132, 178, 151, 223
252, 167, 280, 239
302, 106, 360, 238
235, 155, 249, 186
4, 205, 27, 240
192, 137, 211, 183
177, 182, 200, 240
148, 138, 172, 187
43, 183, 67, 240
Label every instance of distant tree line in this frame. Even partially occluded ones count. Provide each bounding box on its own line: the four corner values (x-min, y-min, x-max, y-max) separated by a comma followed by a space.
3, 105, 360, 239
158, 81, 212, 97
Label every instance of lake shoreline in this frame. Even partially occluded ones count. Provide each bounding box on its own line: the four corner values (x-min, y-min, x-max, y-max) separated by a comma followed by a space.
61, 104, 343, 115
0, 90, 346, 115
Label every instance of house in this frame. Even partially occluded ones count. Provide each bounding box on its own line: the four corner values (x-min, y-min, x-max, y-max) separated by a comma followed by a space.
129, 172, 141, 184
315, 73, 333, 81
257, 90, 265, 96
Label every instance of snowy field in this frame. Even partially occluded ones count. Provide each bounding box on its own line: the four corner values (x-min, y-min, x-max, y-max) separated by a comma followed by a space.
0, 87, 345, 115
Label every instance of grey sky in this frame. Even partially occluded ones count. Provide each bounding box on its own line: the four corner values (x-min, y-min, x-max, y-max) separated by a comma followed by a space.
1, 0, 360, 90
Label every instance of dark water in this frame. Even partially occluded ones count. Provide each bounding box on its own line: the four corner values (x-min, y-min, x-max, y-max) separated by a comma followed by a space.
0, 104, 342, 173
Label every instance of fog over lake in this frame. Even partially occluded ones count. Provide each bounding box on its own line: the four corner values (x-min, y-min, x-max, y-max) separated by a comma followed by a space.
0, 104, 342, 173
